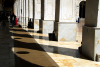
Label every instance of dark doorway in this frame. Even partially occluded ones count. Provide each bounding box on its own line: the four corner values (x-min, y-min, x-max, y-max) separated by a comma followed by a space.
79, 1, 86, 18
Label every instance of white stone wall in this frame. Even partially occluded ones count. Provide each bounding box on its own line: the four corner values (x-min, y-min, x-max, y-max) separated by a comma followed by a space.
97, 0, 100, 27
19, 0, 21, 21
22, 0, 24, 17
26, 0, 29, 26
23, 0, 25, 17
26, 0, 28, 18
59, 0, 76, 22
17, 0, 20, 18
34, 0, 41, 19
76, 0, 81, 6
14, 2, 17, 16
76, 0, 81, 19
44, 0, 55, 20
29, 0, 33, 18
76, 0, 86, 6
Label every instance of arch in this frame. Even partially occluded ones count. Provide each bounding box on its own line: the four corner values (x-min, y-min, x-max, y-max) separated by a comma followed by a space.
79, 1, 86, 18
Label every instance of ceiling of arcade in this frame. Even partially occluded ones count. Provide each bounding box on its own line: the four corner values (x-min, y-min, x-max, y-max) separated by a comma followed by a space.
0, 0, 86, 7
0, 0, 16, 7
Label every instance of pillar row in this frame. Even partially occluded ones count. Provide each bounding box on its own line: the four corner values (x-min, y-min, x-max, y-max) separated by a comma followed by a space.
81, 0, 100, 61
20, 0, 22, 25
54, 0, 77, 41
23, 0, 26, 27
17, 0, 20, 21
33, 0, 41, 30
19, 0, 21, 22
40, 0, 55, 34
25, 0, 29, 27
29, 0, 33, 22
14, 2, 17, 17
21, 0, 24, 26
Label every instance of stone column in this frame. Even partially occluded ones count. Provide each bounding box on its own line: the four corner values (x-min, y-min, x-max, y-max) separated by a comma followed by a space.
80, 0, 100, 61
20, 0, 22, 25
16, 0, 18, 20
23, 0, 26, 27
76, 0, 81, 19
40, 0, 55, 34
17, 0, 20, 21
14, 2, 17, 17
54, 0, 77, 41
17, 0, 19, 20
33, 0, 41, 30
21, 0, 24, 26
29, 0, 33, 22
13, 4, 15, 15
19, 0, 21, 22
25, 0, 29, 27
16, 0, 19, 18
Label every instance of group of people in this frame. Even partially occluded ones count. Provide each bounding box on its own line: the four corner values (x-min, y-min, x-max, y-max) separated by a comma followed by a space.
10, 13, 18, 28
0, 13, 18, 27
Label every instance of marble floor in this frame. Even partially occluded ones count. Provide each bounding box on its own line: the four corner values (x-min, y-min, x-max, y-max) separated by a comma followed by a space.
1, 19, 100, 67
20, 18, 100, 67
0, 22, 15, 67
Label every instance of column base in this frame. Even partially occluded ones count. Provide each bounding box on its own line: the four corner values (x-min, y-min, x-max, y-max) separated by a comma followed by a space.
21, 17, 24, 27
25, 18, 28, 27
54, 22, 77, 42
39, 20, 54, 34
21, 17, 26, 28
33, 19, 40, 30
81, 26, 100, 61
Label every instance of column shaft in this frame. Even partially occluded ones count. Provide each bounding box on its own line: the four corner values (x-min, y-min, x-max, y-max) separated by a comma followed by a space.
19, 0, 21, 22
54, 0, 77, 41
21, 0, 24, 26
33, 0, 41, 29
40, 0, 55, 34
29, 0, 33, 21
81, 0, 100, 61
26, 0, 29, 26
23, 0, 26, 27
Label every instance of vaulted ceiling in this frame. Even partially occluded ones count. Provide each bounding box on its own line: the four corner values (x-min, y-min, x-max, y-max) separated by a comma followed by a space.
0, 0, 16, 7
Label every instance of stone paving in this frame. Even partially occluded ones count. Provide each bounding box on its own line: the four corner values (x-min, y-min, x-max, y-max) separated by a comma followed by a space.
0, 22, 14, 67
1, 20, 100, 67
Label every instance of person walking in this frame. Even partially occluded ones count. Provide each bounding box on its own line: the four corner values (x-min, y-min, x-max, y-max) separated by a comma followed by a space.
15, 17, 18, 25
10, 13, 16, 28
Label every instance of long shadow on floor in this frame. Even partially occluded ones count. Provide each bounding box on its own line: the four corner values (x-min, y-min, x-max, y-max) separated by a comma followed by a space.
12, 30, 59, 67
10, 26, 50, 41
13, 30, 89, 60
14, 54, 43, 67
10, 26, 91, 67
12, 31, 49, 41
10, 26, 38, 33
8, 26, 59, 67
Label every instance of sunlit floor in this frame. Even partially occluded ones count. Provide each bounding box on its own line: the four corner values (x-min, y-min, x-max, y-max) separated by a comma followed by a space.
1, 19, 100, 67
21, 19, 100, 67
20, 18, 100, 67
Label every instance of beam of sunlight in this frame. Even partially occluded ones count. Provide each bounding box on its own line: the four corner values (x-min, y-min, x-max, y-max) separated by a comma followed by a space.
12, 26, 100, 67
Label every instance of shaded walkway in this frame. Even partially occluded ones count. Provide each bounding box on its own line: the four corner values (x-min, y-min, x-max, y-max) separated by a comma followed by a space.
11, 26, 58, 67
0, 22, 100, 67
0, 22, 14, 67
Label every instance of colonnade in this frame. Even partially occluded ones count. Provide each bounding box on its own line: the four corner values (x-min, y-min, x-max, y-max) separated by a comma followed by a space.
14, 0, 78, 42
80, 0, 100, 61
14, 0, 100, 61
